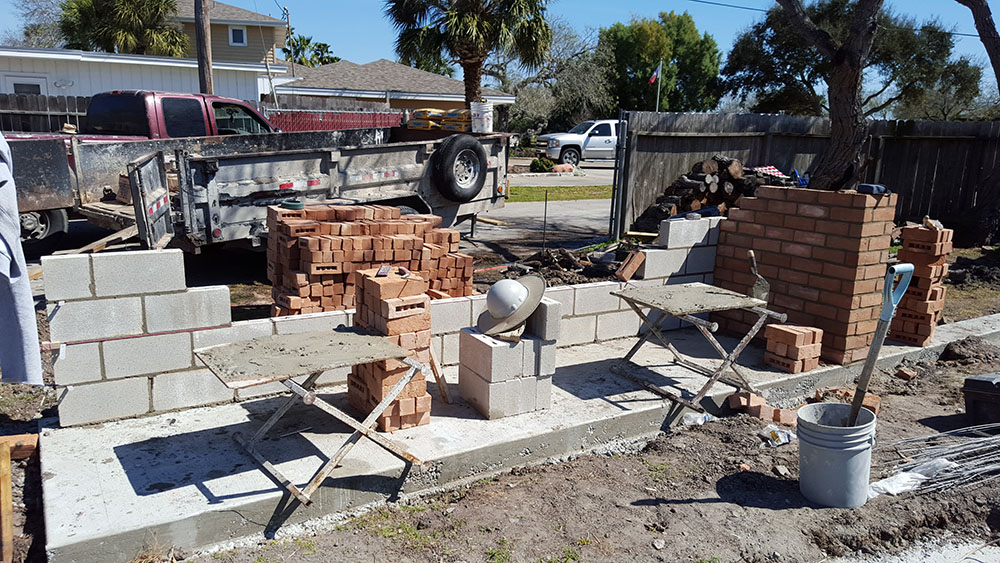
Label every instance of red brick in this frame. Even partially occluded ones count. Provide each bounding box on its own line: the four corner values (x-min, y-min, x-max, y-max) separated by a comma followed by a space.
872, 206, 896, 222
739, 222, 767, 237
773, 294, 805, 312
901, 226, 953, 243
868, 235, 891, 251
826, 235, 867, 253
784, 188, 820, 203
809, 274, 843, 292
728, 208, 756, 223
902, 239, 953, 256
753, 238, 783, 253
795, 231, 826, 247
720, 220, 738, 233
615, 251, 645, 281
824, 262, 863, 281
764, 226, 796, 240
756, 211, 786, 226
756, 186, 787, 200
748, 404, 776, 421
738, 197, 769, 211
768, 200, 798, 214
773, 408, 798, 426
815, 220, 851, 236
788, 285, 820, 302
777, 269, 810, 285
846, 221, 889, 238
830, 206, 873, 222
781, 242, 813, 258
765, 324, 812, 346
788, 342, 822, 360
797, 204, 829, 218
727, 391, 766, 411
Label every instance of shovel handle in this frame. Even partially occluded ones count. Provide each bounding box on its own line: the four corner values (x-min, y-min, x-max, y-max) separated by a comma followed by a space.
880, 263, 914, 322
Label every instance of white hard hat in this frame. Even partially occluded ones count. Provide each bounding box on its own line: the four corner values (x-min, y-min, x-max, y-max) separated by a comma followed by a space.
486, 278, 528, 319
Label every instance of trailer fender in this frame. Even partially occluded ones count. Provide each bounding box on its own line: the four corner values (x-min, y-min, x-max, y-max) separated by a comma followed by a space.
431, 134, 487, 203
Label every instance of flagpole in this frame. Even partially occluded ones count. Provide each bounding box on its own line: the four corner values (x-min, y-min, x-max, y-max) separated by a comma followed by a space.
655, 58, 662, 112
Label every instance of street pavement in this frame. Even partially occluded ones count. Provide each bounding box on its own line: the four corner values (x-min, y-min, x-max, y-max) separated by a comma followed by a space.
509, 158, 615, 187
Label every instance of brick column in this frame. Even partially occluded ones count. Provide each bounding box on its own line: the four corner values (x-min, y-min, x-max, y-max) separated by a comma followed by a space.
712, 186, 897, 365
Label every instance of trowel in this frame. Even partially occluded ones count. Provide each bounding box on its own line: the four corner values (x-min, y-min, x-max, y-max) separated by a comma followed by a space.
747, 250, 769, 301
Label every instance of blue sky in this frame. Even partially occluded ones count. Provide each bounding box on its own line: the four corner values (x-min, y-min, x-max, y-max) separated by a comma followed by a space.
1, 0, 994, 73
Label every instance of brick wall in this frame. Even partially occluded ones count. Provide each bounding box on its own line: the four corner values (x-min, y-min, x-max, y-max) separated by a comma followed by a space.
712, 186, 897, 365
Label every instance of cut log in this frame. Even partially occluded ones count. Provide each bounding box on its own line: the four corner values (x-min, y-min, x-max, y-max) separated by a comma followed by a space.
723, 181, 735, 195
695, 159, 719, 175
713, 154, 744, 180
708, 181, 719, 194
675, 175, 704, 190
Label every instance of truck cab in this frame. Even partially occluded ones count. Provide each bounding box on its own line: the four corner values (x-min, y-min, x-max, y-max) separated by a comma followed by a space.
535, 119, 619, 166
84, 90, 274, 138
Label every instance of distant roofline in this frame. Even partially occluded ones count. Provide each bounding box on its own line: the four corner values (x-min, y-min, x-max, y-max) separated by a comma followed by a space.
0, 46, 285, 73
273, 84, 515, 104
172, 16, 286, 27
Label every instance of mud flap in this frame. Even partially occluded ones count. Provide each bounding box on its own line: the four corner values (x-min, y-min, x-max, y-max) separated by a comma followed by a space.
128, 152, 173, 249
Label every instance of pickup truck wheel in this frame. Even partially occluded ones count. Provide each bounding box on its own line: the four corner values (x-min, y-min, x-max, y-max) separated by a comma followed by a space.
20, 209, 69, 257
432, 134, 488, 203
559, 147, 581, 166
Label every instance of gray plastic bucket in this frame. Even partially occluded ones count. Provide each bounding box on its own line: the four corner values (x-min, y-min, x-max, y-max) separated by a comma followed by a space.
797, 402, 876, 508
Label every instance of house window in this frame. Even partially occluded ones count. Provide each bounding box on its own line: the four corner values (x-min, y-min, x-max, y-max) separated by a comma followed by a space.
229, 25, 247, 46
13, 83, 41, 95
3, 74, 48, 95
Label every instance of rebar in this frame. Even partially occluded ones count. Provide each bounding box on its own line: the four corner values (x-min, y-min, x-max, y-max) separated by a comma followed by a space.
875, 423, 1000, 493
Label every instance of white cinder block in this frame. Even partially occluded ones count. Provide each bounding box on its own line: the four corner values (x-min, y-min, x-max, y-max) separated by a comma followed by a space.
103, 332, 193, 379
58, 378, 149, 426
459, 328, 522, 381
91, 249, 186, 297
573, 282, 620, 315
707, 217, 725, 245
152, 369, 234, 411
48, 297, 143, 342
665, 274, 706, 285
272, 310, 349, 335
442, 331, 460, 365
516, 376, 537, 414
527, 297, 561, 341
559, 316, 596, 347
430, 297, 472, 335
655, 217, 711, 248
596, 310, 642, 340
41, 254, 92, 301
193, 318, 275, 349
535, 375, 552, 409
522, 336, 556, 376
430, 335, 443, 365
52, 342, 102, 385
637, 249, 688, 279
542, 285, 575, 317
144, 286, 231, 333
469, 295, 488, 325
685, 246, 717, 274
458, 365, 517, 419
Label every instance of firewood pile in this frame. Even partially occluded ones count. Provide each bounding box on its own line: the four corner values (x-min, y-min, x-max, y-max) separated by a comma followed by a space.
631, 154, 765, 233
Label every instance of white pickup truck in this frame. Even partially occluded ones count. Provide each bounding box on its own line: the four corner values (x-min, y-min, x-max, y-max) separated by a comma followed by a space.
534, 119, 619, 166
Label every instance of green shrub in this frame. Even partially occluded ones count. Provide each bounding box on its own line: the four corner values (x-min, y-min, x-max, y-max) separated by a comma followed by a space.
530, 157, 555, 173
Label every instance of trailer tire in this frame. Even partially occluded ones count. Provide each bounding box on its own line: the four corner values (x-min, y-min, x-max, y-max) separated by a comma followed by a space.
432, 134, 488, 203
20, 208, 69, 258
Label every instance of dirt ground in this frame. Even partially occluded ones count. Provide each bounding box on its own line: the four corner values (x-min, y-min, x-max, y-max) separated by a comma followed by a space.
942, 246, 1000, 323
185, 339, 999, 563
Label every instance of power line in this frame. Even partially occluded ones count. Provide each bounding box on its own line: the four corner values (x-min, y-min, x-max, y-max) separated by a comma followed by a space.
685, 0, 982, 38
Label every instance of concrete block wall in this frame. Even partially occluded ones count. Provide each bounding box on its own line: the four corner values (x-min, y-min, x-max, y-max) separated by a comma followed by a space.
637, 216, 723, 280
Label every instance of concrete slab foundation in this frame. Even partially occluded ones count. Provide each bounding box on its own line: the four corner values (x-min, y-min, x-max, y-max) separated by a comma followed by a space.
40, 313, 1000, 561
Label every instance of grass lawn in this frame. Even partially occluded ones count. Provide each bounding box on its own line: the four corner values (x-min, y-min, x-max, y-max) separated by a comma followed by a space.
506, 185, 612, 203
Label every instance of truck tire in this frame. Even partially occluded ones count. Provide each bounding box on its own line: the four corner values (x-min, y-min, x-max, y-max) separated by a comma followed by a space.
20, 208, 69, 257
559, 147, 581, 166
432, 134, 488, 203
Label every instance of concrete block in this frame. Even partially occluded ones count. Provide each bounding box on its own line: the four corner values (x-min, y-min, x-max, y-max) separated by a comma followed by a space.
516, 376, 537, 414
542, 285, 575, 318
522, 336, 556, 376
665, 274, 706, 285
707, 217, 725, 245
685, 246, 717, 274
535, 375, 552, 409
152, 369, 234, 411
704, 273, 714, 285
559, 315, 596, 347
48, 297, 143, 342
637, 249, 687, 279
193, 318, 275, 350
91, 249, 186, 297
430, 335, 443, 364
41, 254, 92, 301
52, 343, 102, 385
655, 217, 711, 248
103, 332, 193, 379
573, 282, 620, 315
597, 310, 642, 340
469, 295, 488, 324
272, 311, 349, 335
430, 297, 472, 335
58, 378, 150, 427
457, 365, 516, 419
442, 331, 460, 365
459, 328, 522, 381
526, 297, 561, 341
144, 287, 231, 333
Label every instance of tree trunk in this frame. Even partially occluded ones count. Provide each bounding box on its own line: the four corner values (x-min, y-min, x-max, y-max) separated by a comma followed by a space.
957, 0, 1000, 91
460, 60, 483, 107
809, 61, 869, 191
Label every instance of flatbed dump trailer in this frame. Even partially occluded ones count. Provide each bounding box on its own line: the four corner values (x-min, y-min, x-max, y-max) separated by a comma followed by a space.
10, 128, 509, 251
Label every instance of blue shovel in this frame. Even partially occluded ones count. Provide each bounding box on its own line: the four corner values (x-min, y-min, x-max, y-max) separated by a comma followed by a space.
847, 263, 914, 426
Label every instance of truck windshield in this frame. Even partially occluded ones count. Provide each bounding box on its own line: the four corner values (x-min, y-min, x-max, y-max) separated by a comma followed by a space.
84, 94, 150, 136
568, 121, 595, 134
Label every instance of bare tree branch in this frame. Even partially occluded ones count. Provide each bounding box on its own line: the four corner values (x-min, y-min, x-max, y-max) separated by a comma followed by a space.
956, 0, 1000, 89
774, 0, 839, 59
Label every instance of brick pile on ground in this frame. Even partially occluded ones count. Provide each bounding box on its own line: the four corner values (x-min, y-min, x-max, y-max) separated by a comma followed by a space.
764, 324, 823, 373
266, 204, 473, 315
348, 268, 433, 432
713, 186, 897, 365
890, 225, 953, 347
457, 297, 561, 419
727, 392, 798, 426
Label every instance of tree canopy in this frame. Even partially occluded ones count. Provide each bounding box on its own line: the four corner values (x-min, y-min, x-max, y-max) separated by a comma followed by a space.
723, 0, 973, 118
1, 0, 63, 48
598, 12, 721, 112
385, 0, 553, 105
283, 29, 340, 68
59, 0, 187, 56
399, 51, 454, 77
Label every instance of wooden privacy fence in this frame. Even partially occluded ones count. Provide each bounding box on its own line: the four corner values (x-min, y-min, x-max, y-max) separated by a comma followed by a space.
611, 111, 1000, 240
0, 94, 90, 133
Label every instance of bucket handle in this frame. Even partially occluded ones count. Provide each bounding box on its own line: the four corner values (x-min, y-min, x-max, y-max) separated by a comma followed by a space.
880, 263, 913, 322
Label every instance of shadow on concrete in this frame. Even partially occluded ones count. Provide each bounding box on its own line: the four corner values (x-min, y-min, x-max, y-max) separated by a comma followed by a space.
631, 472, 811, 511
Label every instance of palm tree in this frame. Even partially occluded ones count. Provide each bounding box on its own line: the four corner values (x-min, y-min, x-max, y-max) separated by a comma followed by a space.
59, 0, 187, 56
283, 29, 341, 67
385, 0, 553, 105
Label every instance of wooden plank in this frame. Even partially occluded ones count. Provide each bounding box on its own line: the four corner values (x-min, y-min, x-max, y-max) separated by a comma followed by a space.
0, 435, 36, 461
0, 441, 11, 563
428, 349, 450, 404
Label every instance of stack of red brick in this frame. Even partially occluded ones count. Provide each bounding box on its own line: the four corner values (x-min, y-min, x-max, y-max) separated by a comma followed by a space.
713, 186, 897, 364
266, 204, 474, 316
890, 225, 953, 347
764, 324, 823, 373
728, 392, 798, 426
348, 268, 433, 432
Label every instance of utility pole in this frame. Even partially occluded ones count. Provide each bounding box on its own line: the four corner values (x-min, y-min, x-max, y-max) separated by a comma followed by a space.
195, 0, 214, 94
655, 58, 662, 113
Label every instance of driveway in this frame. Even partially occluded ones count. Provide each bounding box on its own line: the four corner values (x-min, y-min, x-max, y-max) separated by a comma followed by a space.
509, 157, 615, 187
462, 198, 613, 259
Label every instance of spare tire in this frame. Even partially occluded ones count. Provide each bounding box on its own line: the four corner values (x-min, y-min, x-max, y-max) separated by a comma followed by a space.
432, 134, 488, 202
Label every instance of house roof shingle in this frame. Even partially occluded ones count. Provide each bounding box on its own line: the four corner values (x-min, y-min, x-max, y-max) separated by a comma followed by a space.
285, 58, 511, 98
173, 0, 285, 25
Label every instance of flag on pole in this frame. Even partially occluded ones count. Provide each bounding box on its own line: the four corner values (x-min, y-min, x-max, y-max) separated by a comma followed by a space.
648, 60, 662, 85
